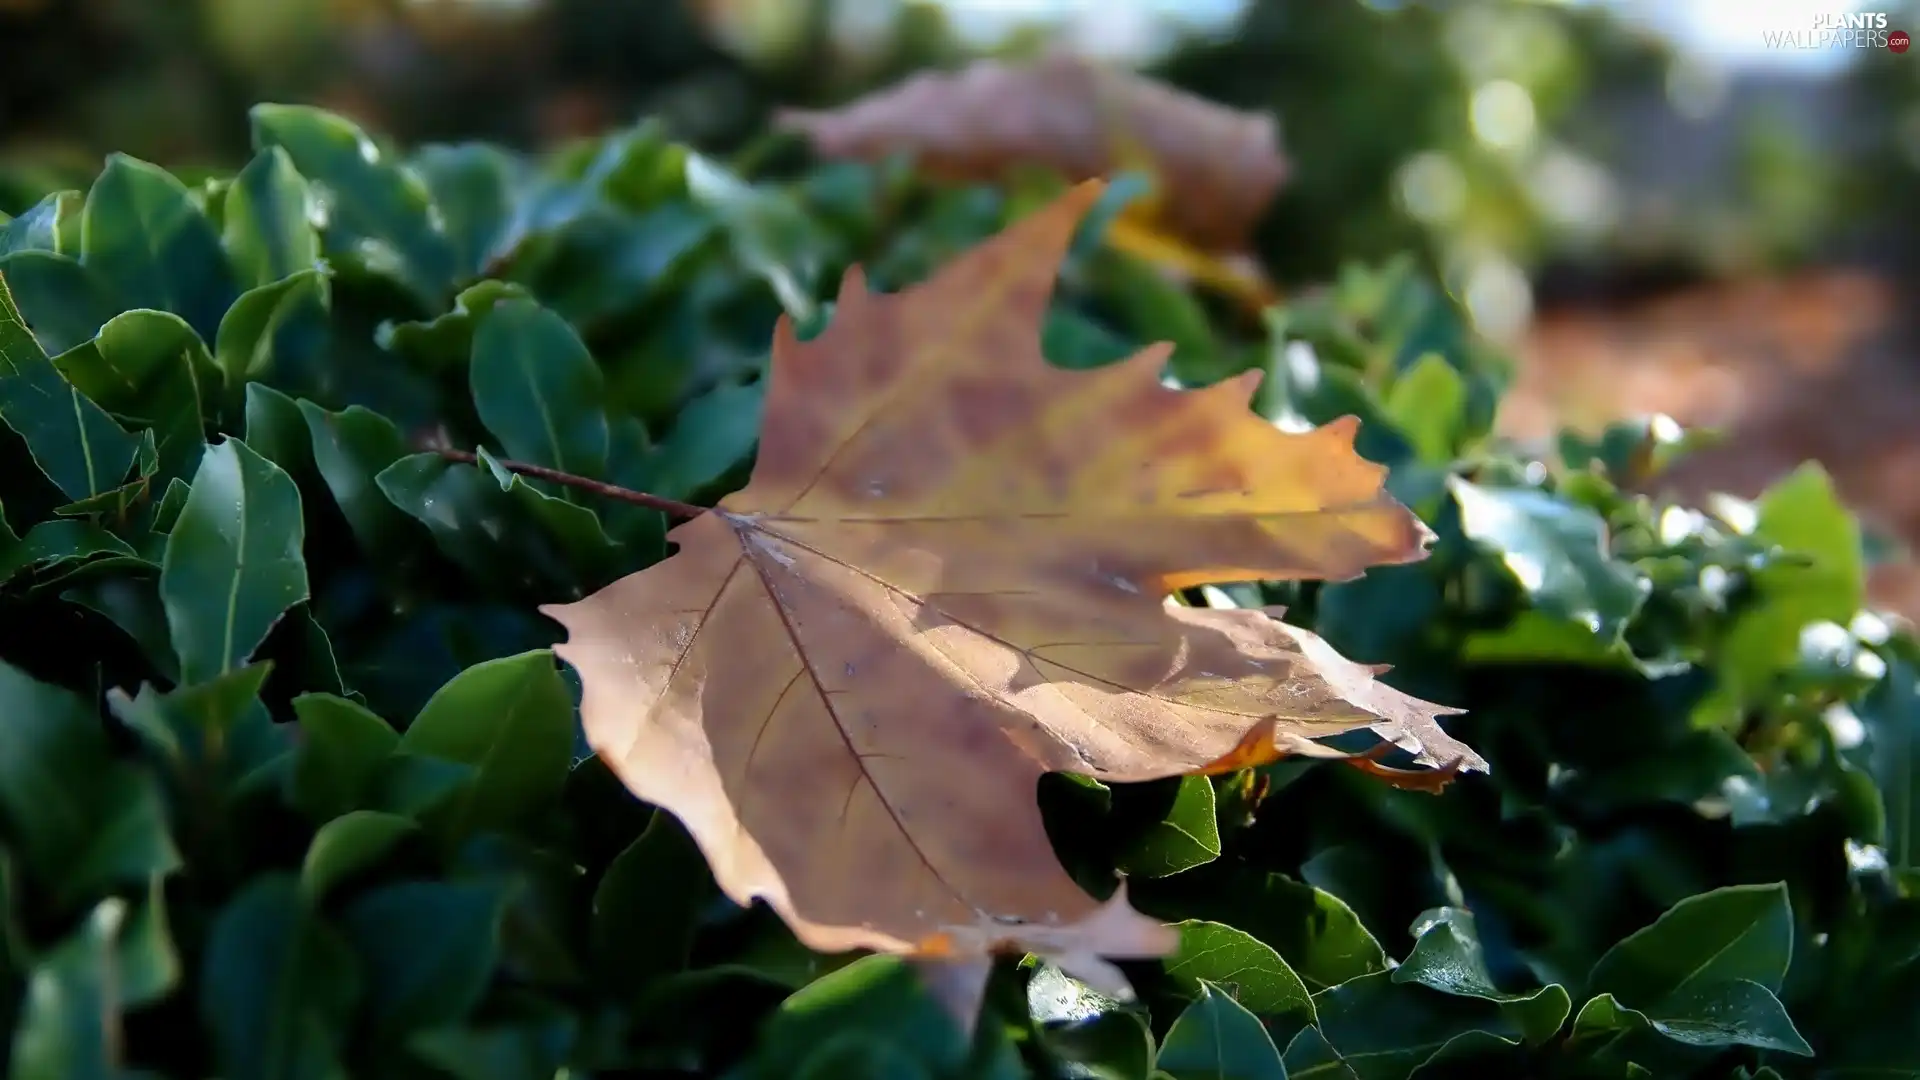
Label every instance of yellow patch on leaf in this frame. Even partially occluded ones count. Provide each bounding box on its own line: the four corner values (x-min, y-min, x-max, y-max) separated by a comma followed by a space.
542, 181, 1480, 999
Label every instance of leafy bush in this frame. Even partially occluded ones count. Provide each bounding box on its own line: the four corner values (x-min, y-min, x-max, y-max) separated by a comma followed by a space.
1, 104, 1916, 1080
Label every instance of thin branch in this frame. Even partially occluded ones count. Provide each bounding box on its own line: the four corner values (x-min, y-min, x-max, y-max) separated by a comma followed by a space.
430, 447, 708, 521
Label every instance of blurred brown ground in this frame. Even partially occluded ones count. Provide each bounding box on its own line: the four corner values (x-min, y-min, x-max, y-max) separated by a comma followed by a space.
1505, 269, 1920, 616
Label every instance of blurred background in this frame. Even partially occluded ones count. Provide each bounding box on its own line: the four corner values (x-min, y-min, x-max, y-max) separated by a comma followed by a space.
4, 0, 1919, 599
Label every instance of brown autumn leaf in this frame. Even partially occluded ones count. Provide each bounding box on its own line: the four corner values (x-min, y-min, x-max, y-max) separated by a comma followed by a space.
542, 181, 1480, 1004
775, 53, 1287, 307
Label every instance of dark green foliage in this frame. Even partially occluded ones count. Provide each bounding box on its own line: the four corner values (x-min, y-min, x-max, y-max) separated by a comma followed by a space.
1, 103, 1916, 1079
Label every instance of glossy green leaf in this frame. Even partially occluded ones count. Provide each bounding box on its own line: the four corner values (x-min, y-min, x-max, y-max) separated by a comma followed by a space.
108, 665, 292, 815
52, 308, 223, 486
411, 142, 518, 279
243, 382, 316, 482
469, 298, 610, 479
340, 881, 507, 1037
1155, 982, 1287, 1080
223, 146, 321, 288
737, 955, 971, 1079
0, 191, 80, 256
1586, 883, 1794, 1006
0, 249, 120, 354
1115, 776, 1221, 879
591, 812, 715, 996
300, 811, 418, 902
81, 153, 236, 341
160, 438, 310, 683
250, 104, 458, 309
377, 279, 531, 373
1164, 921, 1315, 1028
288, 692, 400, 822
0, 659, 181, 906
1138, 868, 1388, 993
0, 272, 143, 501
397, 650, 575, 840
1307, 970, 1521, 1080
1393, 908, 1571, 1043
0, 517, 145, 590
375, 452, 600, 596
201, 874, 361, 1080
216, 268, 331, 389
1568, 984, 1813, 1057
1450, 477, 1649, 644
296, 398, 423, 558
636, 378, 763, 503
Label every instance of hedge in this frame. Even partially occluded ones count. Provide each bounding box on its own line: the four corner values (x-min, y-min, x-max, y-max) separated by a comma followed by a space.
0, 104, 1915, 1080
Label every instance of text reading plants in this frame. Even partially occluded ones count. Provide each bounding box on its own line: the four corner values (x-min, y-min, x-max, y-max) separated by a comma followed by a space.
547, 181, 1482, 996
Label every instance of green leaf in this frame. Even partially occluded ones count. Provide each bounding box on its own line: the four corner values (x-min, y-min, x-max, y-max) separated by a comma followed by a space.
0, 518, 145, 591
201, 874, 360, 1080
0, 659, 181, 906
1586, 883, 1794, 1006
81, 153, 237, 341
411, 142, 518, 279
52, 309, 223, 487
469, 299, 611, 480
1718, 464, 1865, 701
377, 279, 531, 373
1, 191, 80, 256
161, 438, 309, 683
1115, 776, 1221, 878
635, 378, 764, 503
216, 268, 331, 389
299, 811, 418, 903
1164, 921, 1315, 1029
1383, 353, 1467, 465
738, 955, 971, 1079
1393, 908, 1571, 1043
296, 398, 422, 558
1449, 478, 1649, 644
288, 692, 400, 822
340, 881, 506, 1037
397, 650, 575, 841
250, 104, 458, 309
376, 453, 602, 596
109, 663, 284, 786
407, 1016, 579, 1080
591, 812, 716, 995
1155, 982, 1287, 1080
222, 146, 321, 289
243, 381, 316, 478
685, 153, 825, 321
1139, 869, 1388, 994
64, 576, 178, 681
0, 250, 121, 355
9, 896, 160, 1080
472, 446, 634, 589
1305, 971, 1521, 1080
1042, 1009, 1154, 1080
1568, 984, 1813, 1057
1864, 659, 1920, 871
0, 272, 143, 501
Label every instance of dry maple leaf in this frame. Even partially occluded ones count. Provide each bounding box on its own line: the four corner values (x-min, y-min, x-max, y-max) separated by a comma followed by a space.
542, 180, 1481, 1004
775, 54, 1287, 256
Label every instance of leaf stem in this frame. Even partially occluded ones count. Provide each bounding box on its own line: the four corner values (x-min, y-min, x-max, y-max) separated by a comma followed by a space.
429, 447, 708, 520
